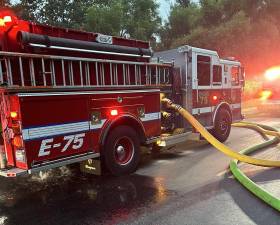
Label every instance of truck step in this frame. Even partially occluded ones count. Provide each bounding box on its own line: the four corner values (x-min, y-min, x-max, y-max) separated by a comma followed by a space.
0, 168, 27, 177
158, 131, 192, 147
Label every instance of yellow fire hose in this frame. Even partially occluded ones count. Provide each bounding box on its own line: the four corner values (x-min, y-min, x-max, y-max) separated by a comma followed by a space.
162, 98, 280, 167
162, 98, 280, 211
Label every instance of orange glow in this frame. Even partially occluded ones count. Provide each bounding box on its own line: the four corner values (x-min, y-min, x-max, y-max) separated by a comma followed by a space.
264, 66, 280, 81
260, 90, 272, 101
0, 19, 5, 26
213, 95, 218, 101
10, 111, 18, 119
13, 136, 23, 148
110, 109, 118, 116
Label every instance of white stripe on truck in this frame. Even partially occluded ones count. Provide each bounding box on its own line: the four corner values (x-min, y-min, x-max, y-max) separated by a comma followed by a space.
22, 112, 160, 141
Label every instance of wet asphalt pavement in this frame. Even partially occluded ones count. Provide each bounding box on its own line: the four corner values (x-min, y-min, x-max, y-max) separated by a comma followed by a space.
0, 116, 280, 225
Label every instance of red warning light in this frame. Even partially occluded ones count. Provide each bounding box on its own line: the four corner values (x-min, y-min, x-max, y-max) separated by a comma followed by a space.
0, 9, 18, 29
110, 109, 118, 116
213, 95, 218, 101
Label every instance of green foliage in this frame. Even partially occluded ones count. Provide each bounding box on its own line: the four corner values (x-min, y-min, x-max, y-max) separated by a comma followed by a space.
176, 0, 191, 7
159, 2, 199, 49
86, 0, 161, 41
11, 0, 160, 42
199, 0, 224, 26
13, 0, 94, 29
7, 0, 280, 77
86, 1, 123, 36
0, 0, 10, 7
158, 0, 280, 76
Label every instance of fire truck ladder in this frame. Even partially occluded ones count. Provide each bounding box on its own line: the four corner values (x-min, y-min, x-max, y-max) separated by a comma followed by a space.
0, 52, 171, 88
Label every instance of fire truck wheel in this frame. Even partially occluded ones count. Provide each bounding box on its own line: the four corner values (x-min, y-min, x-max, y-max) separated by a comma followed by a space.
212, 108, 231, 143
103, 125, 140, 176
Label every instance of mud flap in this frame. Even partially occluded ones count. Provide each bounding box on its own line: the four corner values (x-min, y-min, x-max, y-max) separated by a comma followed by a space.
80, 159, 101, 175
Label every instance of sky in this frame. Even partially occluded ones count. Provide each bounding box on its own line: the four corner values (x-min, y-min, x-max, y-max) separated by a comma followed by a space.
158, 0, 200, 20
158, 0, 175, 20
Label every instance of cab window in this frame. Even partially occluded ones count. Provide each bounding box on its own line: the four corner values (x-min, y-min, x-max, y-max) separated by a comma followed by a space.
213, 65, 222, 85
231, 66, 239, 86
197, 55, 211, 86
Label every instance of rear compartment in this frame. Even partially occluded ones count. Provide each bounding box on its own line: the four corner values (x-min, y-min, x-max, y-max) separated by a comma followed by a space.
0, 92, 24, 172
0, 88, 162, 176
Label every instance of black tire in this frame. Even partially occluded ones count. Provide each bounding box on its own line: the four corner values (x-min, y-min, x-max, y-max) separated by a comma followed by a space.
212, 108, 232, 143
103, 125, 140, 176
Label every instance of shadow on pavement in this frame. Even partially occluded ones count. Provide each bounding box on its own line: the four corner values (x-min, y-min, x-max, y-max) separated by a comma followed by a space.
220, 170, 280, 225
248, 167, 280, 183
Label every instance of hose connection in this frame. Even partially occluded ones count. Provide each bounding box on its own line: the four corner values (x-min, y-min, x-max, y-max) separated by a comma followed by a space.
161, 98, 182, 111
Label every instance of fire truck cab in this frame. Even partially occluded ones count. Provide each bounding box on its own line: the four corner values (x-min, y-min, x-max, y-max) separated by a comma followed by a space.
155, 46, 244, 143
0, 11, 244, 177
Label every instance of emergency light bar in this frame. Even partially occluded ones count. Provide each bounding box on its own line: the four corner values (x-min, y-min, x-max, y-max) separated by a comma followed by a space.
0, 9, 17, 30
0, 16, 12, 26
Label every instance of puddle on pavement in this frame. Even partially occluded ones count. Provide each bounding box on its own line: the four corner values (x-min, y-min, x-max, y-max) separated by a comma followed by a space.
0, 166, 175, 225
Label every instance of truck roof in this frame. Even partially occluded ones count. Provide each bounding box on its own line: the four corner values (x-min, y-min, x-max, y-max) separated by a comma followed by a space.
0, 11, 151, 62
155, 45, 241, 65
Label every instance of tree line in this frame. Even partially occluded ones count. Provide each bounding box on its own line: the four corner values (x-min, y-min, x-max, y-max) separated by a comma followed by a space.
1, 0, 280, 76
160, 0, 280, 76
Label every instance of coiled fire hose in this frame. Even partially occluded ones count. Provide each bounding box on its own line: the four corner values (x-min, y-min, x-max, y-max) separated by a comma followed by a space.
162, 98, 280, 211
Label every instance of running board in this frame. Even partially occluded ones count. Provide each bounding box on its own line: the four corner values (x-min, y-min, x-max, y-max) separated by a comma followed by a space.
158, 132, 192, 147
0, 152, 100, 177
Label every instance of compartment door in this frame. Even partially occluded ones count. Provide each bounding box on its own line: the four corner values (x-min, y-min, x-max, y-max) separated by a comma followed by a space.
192, 54, 212, 116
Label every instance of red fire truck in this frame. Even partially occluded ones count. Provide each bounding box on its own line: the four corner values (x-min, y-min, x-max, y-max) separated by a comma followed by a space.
0, 11, 244, 177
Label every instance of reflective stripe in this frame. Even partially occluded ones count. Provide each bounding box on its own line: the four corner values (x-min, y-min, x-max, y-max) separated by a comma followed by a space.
192, 103, 241, 115
231, 103, 241, 109
17, 89, 160, 97
192, 107, 212, 115
23, 121, 90, 141
141, 112, 161, 122
193, 86, 242, 90
89, 119, 106, 130
22, 113, 160, 141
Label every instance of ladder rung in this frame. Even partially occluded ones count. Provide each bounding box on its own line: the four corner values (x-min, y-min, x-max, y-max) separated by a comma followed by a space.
0, 53, 171, 88
61, 59, 66, 86
95, 62, 99, 86
0, 61, 3, 84
19, 57, 24, 86
29, 59, 36, 86
79, 61, 84, 86
50, 60, 56, 86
